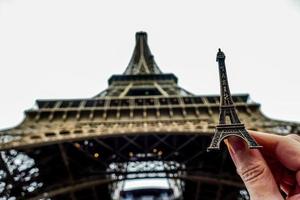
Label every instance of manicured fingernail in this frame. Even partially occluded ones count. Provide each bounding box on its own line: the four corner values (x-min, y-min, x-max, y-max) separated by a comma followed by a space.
226, 136, 246, 155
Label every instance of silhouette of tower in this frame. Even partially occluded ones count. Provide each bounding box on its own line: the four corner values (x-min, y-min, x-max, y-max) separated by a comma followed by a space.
208, 49, 262, 151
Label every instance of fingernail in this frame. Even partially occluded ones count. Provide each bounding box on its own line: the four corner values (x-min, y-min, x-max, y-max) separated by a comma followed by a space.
226, 136, 246, 156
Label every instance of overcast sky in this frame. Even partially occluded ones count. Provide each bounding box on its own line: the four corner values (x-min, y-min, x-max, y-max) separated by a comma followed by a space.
0, 0, 299, 129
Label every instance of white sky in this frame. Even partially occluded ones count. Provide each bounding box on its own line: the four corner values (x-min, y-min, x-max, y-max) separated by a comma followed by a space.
0, 0, 299, 129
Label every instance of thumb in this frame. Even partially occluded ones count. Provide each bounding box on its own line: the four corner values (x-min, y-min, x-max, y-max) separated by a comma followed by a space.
225, 136, 283, 200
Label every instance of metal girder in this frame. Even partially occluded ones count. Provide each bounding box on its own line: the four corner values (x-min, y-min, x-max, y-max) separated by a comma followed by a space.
123, 135, 145, 153
194, 182, 201, 200
27, 178, 112, 200
164, 135, 198, 160
58, 144, 77, 200
94, 138, 127, 161
26, 174, 243, 200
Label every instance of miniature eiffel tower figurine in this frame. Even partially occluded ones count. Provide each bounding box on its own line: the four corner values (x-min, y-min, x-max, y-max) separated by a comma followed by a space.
207, 49, 262, 151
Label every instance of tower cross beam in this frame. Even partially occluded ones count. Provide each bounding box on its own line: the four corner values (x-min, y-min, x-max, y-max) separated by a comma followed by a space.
207, 49, 262, 151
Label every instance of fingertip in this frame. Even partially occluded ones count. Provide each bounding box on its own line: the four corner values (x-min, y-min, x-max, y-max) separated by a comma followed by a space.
226, 136, 247, 154
248, 130, 272, 138
225, 136, 260, 168
247, 130, 280, 150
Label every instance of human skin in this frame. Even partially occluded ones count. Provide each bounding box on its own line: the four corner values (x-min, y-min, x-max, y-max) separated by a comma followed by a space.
225, 131, 300, 200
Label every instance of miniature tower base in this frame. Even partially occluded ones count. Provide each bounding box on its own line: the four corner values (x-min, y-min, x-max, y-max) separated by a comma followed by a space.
207, 124, 262, 151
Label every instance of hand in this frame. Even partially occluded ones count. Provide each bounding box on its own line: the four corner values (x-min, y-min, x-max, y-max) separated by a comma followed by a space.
225, 131, 300, 200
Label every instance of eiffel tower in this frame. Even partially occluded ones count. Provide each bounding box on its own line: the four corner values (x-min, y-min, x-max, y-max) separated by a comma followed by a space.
0, 32, 299, 200
208, 49, 262, 151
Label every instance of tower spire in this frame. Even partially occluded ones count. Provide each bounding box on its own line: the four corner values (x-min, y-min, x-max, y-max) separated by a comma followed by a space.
123, 32, 162, 75
216, 48, 236, 121
208, 49, 262, 151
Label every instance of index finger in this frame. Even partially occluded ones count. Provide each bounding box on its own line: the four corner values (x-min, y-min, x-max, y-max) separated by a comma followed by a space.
249, 130, 300, 171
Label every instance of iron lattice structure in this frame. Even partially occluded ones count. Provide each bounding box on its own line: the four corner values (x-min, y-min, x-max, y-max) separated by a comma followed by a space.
0, 32, 299, 200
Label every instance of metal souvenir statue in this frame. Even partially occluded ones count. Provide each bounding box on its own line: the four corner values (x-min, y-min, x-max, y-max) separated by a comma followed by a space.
207, 49, 262, 151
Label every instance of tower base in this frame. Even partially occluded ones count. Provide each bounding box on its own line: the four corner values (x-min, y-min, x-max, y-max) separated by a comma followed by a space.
207, 124, 262, 151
